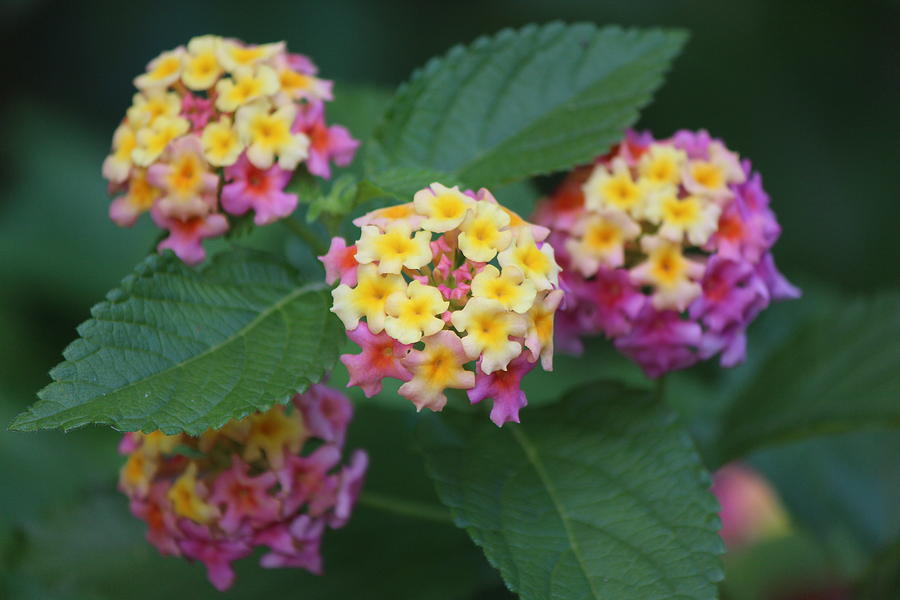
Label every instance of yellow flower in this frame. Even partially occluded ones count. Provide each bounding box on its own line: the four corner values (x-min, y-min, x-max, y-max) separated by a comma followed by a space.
583, 159, 643, 217
470, 265, 536, 314
524, 289, 564, 371
384, 280, 449, 344
201, 116, 244, 166
120, 451, 156, 496
134, 47, 185, 89
630, 235, 704, 311
277, 68, 331, 102
684, 142, 745, 199
653, 194, 721, 246
132, 116, 190, 166
215, 65, 279, 112
497, 229, 560, 291
167, 463, 218, 523
352, 202, 423, 231
354, 224, 432, 274
564, 211, 640, 276
397, 330, 474, 412
457, 201, 512, 262
638, 144, 686, 188
413, 183, 474, 233
242, 405, 306, 469
102, 124, 138, 183
182, 35, 224, 90
451, 297, 526, 374
217, 39, 284, 72
331, 264, 405, 333
235, 100, 309, 170
126, 91, 182, 129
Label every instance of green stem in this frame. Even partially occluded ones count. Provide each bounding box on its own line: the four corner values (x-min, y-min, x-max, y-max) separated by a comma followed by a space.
283, 216, 329, 256
357, 491, 454, 525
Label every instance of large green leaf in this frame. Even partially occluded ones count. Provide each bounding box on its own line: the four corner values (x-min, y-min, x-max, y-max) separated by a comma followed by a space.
368, 23, 686, 188
418, 382, 723, 600
710, 293, 900, 465
9, 249, 341, 435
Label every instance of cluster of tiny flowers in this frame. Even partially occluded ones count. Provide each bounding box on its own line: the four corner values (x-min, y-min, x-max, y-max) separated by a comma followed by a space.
118, 385, 367, 591
103, 35, 359, 264
534, 130, 800, 377
320, 183, 564, 426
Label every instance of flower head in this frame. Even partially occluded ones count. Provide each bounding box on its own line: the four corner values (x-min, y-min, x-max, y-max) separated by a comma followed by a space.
329, 183, 564, 425
118, 385, 366, 591
534, 129, 799, 377
103, 36, 359, 264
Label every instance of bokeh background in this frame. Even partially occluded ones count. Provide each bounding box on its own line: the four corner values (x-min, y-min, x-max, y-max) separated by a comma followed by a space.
1, 1, 897, 598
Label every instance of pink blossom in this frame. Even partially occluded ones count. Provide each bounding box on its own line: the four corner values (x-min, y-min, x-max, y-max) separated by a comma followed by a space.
221, 153, 298, 225
670, 129, 715, 159
318, 237, 358, 286
293, 102, 359, 179
286, 52, 318, 75
257, 515, 325, 573
330, 449, 368, 528
276, 444, 341, 516
712, 463, 788, 551
572, 267, 645, 337
689, 257, 768, 334
295, 384, 354, 447
339, 324, 412, 397
614, 306, 703, 378
208, 456, 280, 533
757, 252, 801, 302
181, 92, 215, 131
468, 353, 536, 427
177, 520, 253, 591
151, 208, 229, 265
129, 482, 182, 556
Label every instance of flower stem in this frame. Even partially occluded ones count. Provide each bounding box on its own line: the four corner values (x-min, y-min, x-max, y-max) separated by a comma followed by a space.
357, 491, 454, 525
283, 216, 329, 256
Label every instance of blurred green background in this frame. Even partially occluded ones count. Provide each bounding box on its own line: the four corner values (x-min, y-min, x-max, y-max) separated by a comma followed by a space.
1, 0, 897, 598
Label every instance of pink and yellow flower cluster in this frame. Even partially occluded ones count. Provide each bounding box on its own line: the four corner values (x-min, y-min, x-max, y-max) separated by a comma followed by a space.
118, 385, 367, 591
534, 130, 799, 377
320, 184, 564, 426
103, 35, 359, 264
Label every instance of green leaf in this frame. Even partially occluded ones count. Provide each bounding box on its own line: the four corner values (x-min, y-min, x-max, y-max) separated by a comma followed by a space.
417, 381, 723, 600
368, 23, 687, 188
356, 167, 462, 206
710, 293, 900, 465
10, 249, 342, 435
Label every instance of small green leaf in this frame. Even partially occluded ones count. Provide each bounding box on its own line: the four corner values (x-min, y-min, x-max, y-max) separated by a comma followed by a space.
710, 293, 900, 465
418, 381, 723, 600
368, 23, 687, 188
356, 167, 462, 206
10, 248, 342, 435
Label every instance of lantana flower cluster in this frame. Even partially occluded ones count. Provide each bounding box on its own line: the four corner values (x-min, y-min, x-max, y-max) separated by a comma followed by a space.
103, 35, 359, 264
534, 130, 800, 377
320, 183, 564, 426
118, 385, 367, 591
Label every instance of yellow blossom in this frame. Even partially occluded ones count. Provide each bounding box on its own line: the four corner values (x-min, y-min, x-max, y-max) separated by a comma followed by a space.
524, 289, 564, 371
132, 116, 190, 167
457, 201, 512, 262
277, 68, 331, 102
564, 211, 640, 276
652, 194, 721, 246
201, 116, 244, 166
470, 265, 536, 314
497, 229, 560, 291
384, 280, 449, 344
638, 144, 686, 188
182, 35, 224, 90
102, 124, 139, 183
451, 297, 526, 374
217, 39, 284, 72
397, 331, 474, 412
134, 47, 185, 90
331, 264, 406, 333
167, 463, 218, 523
120, 451, 157, 496
242, 405, 306, 469
126, 91, 182, 129
630, 235, 704, 311
583, 159, 644, 217
215, 65, 279, 112
235, 100, 308, 170
354, 224, 432, 274
413, 183, 474, 233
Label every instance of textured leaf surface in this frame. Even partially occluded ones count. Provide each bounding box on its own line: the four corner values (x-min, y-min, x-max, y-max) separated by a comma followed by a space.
418, 382, 723, 600
368, 23, 686, 187
10, 249, 341, 435
711, 293, 900, 464
356, 167, 462, 206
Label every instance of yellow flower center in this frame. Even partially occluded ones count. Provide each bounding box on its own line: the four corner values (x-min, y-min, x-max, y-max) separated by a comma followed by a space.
280, 69, 312, 93
650, 246, 687, 287
375, 231, 416, 259
602, 175, 640, 208
167, 153, 204, 197
662, 196, 701, 225
691, 162, 724, 190
585, 221, 620, 251
433, 193, 467, 219
231, 46, 266, 66
150, 56, 181, 80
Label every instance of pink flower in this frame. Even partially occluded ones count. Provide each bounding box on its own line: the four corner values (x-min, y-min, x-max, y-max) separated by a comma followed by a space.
147, 135, 219, 220
339, 324, 412, 397
689, 257, 768, 334
295, 384, 354, 447
468, 353, 536, 427
208, 456, 280, 533
330, 449, 368, 528
151, 207, 229, 265
177, 520, 253, 591
614, 306, 703, 378
294, 102, 359, 179
129, 482, 182, 556
757, 252, 801, 302
318, 237, 358, 286
671, 129, 715, 159
221, 153, 298, 225
712, 463, 788, 551
571, 267, 645, 337
257, 515, 325, 573
181, 92, 215, 131
276, 444, 341, 516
